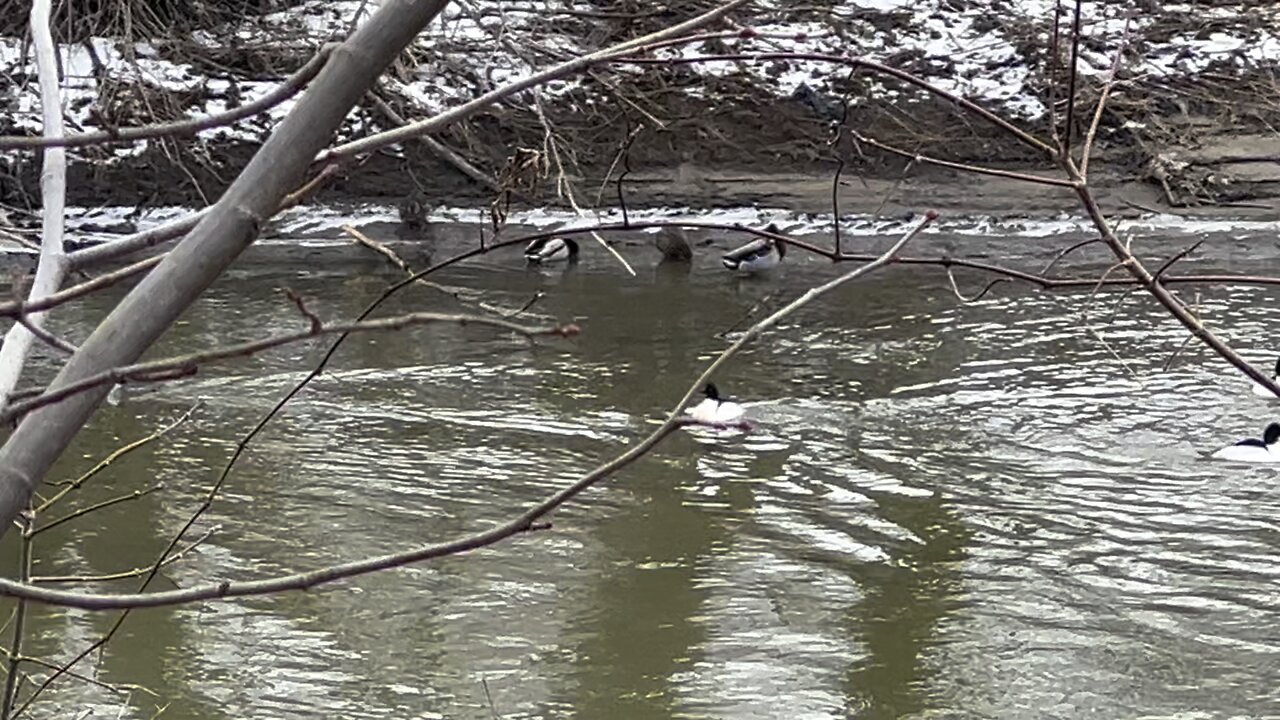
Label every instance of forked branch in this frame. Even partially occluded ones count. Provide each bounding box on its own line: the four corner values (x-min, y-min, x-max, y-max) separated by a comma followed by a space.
0, 46, 335, 150
0, 213, 932, 610
2, 311, 579, 424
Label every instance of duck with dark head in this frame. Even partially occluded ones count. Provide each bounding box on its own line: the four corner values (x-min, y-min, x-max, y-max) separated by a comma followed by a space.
722, 224, 786, 273
686, 382, 746, 424
523, 236, 579, 264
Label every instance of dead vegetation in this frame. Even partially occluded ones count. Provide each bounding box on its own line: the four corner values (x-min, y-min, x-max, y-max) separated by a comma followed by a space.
1, 0, 1277, 210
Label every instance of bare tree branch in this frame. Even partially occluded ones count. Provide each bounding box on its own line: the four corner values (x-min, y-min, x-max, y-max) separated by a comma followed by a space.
34, 402, 200, 515
63, 214, 202, 271
618, 51, 1057, 159
0, 0, 457, 538
0, 256, 163, 319
0, 0, 70, 410
1064, 157, 1280, 397
63, 5, 749, 273
365, 89, 500, 191
410, 219, 1280, 291
853, 131, 1075, 187
12, 314, 76, 355
31, 527, 217, 584
2, 311, 577, 425
32, 484, 163, 537
1045, 3, 1280, 398
0, 45, 335, 150
319, 0, 753, 163
64, 164, 338, 271
1064, 0, 1085, 151
1080, 15, 1132, 178
0, 518, 31, 718
344, 225, 539, 318
0, 213, 931, 611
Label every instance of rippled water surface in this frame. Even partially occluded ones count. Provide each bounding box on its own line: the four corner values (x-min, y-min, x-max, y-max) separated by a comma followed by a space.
6, 226, 1280, 719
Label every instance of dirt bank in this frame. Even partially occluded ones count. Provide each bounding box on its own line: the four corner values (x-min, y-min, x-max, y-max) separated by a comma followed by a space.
2, 1, 1278, 222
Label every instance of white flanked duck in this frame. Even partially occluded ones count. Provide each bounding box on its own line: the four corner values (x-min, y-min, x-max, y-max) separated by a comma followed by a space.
722, 225, 786, 273
524, 236, 579, 264
1250, 357, 1280, 399
1210, 422, 1280, 463
686, 383, 746, 424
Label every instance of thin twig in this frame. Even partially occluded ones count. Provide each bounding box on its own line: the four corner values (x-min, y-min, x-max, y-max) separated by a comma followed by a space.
0, 255, 162, 319
344, 226, 532, 318
1, 518, 31, 718
532, 94, 636, 276
481, 677, 499, 720
1080, 14, 1133, 177
1162, 291, 1203, 372
855, 131, 1074, 187
34, 402, 200, 515
31, 527, 217, 584
0, 0, 68, 409
1152, 239, 1203, 280
867, 156, 917, 223
829, 79, 855, 256
366, 89, 500, 191
1048, 0, 1062, 143
2, 313, 577, 424
13, 315, 75, 355
1064, 0, 1084, 151
0, 46, 334, 150
281, 289, 323, 334
1038, 237, 1100, 275
320, 0, 753, 163
618, 51, 1057, 159
945, 268, 1007, 303
32, 484, 163, 537
607, 124, 642, 228
7, 655, 155, 697
0, 215, 932, 611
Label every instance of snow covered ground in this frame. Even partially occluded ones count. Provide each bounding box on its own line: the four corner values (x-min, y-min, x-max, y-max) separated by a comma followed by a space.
2, 1, 1278, 164
43, 202, 1280, 251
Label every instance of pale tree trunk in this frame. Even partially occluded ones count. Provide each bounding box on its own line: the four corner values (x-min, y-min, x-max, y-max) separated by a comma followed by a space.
0, 0, 452, 536
0, 0, 68, 407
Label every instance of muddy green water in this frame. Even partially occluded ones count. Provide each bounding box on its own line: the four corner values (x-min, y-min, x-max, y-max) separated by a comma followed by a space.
4, 227, 1280, 719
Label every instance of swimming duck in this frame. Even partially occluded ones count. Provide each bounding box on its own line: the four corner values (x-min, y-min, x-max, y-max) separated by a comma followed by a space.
654, 227, 692, 262
1210, 422, 1280, 463
398, 191, 429, 230
686, 383, 746, 424
1249, 357, 1280, 399
722, 225, 786, 273
524, 236, 578, 264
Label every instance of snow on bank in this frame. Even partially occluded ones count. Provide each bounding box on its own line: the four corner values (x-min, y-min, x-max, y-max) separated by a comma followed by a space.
41, 203, 1280, 252
2, 1, 1278, 163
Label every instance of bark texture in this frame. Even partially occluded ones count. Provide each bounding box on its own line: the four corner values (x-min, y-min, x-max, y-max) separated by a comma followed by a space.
0, 0, 452, 537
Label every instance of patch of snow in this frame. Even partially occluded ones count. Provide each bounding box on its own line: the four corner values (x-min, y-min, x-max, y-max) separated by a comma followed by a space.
3, 1, 1277, 164
45, 204, 1280, 251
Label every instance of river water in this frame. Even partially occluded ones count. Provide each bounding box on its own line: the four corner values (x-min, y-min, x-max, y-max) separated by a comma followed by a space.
4, 219, 1280, 719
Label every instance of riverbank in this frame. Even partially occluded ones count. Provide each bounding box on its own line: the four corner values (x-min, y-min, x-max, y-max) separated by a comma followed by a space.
2, 1, 1279, 224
